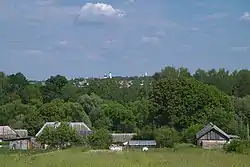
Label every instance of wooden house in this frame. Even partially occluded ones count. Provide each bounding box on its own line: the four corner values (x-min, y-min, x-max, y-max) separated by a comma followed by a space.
196, 122, 239, 149
8, 137, 32, 150
111, 133, 137, 143
35, 122, 92, 137
0, 126, 19, 140
125, 140, 157, 149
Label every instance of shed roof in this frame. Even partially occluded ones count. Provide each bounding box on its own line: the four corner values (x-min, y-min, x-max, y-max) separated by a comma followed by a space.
111, 133, 137, 143
15, 129, 28, 138
0, 126, 19, 139
196, 122, 229, 139
128, 140, 156, 146
35, 122, 91, 137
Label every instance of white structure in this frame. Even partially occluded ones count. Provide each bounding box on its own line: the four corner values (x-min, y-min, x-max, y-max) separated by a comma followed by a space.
109, 144, 123, 151
109, 72, 112, 78
35, 122, 91, 137
142, 147, 149, 151
104, 73, 108, 79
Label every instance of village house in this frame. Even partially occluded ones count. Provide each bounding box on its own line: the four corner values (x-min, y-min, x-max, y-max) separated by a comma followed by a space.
110, 133, 137, 144
0, 126, 19, 140
35, 121, 92, 137
0, 126, 32, 150
196, 122, 240, 149
124, 140, 157, 149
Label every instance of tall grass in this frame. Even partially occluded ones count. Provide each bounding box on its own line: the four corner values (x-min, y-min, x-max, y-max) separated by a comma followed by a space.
0, 147, 249, 167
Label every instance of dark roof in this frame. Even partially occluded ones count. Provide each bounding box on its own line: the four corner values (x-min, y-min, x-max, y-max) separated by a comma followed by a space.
196, 122, 229, 139
111, 133, 137, 143
3, 137, 32, 141
128, 140, 156, 146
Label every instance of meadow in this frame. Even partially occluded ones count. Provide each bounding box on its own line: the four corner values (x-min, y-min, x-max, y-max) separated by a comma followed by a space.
0, 147, 249, 167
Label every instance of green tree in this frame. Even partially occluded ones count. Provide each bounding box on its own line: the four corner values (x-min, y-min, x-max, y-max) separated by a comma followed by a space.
37, 122, 82, 148
155, 126, 180, 148
101, 100, 136, 132
87, 128, 112, 149
150, 77, 234, 131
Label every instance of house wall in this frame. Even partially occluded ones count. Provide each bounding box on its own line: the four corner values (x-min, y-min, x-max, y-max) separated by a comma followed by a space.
197, 130, 228, 149
200, 140, 227, 149
9, 140, 31, 150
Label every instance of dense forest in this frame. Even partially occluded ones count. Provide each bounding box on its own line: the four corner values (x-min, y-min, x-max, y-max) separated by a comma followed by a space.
1, 66, 250, 140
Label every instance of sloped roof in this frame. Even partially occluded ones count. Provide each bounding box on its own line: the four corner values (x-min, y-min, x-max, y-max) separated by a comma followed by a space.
0, 126, 19, 139
196, 122, 229, 139
35, 122, 91, 137
128, 140, 156, 146
15, 129, 28, 138
111, 133, 137, 143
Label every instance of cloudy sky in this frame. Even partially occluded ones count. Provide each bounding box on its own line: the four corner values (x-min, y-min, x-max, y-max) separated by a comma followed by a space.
0, 0, 250, 80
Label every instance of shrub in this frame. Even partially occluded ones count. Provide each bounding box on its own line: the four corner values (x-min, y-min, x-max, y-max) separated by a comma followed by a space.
36, 122, 83, 148
87, 128, 112, 149
154, 126, 180, 148
181, 124, 203, 144
223, 140, 250, 154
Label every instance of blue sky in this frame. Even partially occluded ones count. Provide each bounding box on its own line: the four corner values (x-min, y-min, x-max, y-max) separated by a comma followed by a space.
0, 0, 250, 80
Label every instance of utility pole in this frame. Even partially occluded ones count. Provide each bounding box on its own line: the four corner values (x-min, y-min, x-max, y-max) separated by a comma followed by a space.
247, 122, 249, 140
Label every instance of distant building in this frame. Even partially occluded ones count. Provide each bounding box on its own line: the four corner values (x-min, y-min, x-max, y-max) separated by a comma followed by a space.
111, 133, 137, 143
104, 73, 108, 79
35, 122, 92, 137
109, 72, 112, 78
125, 140, 157, 148
9, 137, 32, 150
196, 122, 240, 149
15, 129, 28, 138
0, 126, 19, 140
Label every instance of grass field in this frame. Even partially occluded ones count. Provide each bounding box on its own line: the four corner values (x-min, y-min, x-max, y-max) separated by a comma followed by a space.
0, 147, 249, 167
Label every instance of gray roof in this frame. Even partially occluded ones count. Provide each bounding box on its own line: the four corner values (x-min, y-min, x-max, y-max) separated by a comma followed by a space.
0, 126, 19, 139
15, 129, 28, 138
111, 133, 137, 143
128, 140, 156, 146
35, 122, 91, 137
196, 122, 229, 139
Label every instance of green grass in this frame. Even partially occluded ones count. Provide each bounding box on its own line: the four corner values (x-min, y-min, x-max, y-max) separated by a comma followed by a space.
0, 147, 249, 167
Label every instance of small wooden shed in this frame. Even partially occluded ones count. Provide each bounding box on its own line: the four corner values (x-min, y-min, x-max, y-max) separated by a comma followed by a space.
111, 133, 137, 143
7, 137, 32, 150
125, 140, 157, 149
196, 122, 239, 149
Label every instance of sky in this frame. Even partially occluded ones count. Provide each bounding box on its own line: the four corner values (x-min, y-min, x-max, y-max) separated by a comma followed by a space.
0, 0, 250, 80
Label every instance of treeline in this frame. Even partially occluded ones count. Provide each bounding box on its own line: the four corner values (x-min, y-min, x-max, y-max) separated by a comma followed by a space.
1, 66, 250, 140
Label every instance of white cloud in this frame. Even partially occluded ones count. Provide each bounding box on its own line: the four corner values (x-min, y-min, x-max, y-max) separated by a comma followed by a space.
24, 49, 42, 55
142, 36, 159, 43
125, 0, 136, 4
191, 27, 199, 31
36, 0, 55, 6
239, 12, 250, 21
204, 13, 228, 19
77, 3, 125, 23
59, 40, 68, 45
182, 45, 192, 50
231, 46, 250, 52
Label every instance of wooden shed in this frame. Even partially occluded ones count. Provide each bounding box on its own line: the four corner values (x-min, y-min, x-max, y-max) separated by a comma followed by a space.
0, 126, 19, 139
35, 122, 92, 137
196, 122, 239, 149
125, 140, 157, 149
111, 133, 137, 143
8, 137, 32, 150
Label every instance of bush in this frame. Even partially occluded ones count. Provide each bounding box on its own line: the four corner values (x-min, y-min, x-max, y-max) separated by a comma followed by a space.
223, 140, 250, 154
181, 124, 204, 144
154, 126, 180, 148
36, 122, 83, 148
87, 128, 112, 149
